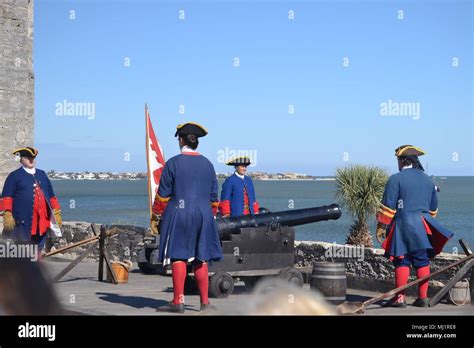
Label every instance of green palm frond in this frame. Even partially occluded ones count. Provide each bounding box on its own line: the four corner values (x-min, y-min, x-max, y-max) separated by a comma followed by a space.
335, 165, 388, 223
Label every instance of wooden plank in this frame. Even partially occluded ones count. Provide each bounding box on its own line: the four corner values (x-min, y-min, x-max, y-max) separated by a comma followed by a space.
101, 225, 118, 284
103, 247, 118, 284
98, 225, 105, 281
53, 242, 98, 282
458, 239, 473, 304
430, 259, 473, 307
459, 239, 472, 256
43, 235, 99, 258
91, 223, 99, 236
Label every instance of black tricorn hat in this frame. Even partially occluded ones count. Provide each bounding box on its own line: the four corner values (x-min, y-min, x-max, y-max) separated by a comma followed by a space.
395, 145, 426, 157
12, 147, 38, 158
175, 122, 208, 137
226, 156, 251, 166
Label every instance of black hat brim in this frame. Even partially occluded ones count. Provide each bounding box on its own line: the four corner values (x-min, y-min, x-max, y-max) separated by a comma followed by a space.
175, 123, 208, 137
12, 147, 38, 158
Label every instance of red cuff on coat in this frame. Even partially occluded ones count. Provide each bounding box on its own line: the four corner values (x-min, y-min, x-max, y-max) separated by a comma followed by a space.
219, 200, 231, 216
376, 212, 393, 225
152, 200, 168, 215
152, 193, 170, 215
2, 197, 13, 211
253, 201, 260, 214
50, 197, 61, 210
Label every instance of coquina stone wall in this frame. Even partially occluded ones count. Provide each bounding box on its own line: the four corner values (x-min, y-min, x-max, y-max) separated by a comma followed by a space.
295, 241, 471, 296
0, 0, 35, 230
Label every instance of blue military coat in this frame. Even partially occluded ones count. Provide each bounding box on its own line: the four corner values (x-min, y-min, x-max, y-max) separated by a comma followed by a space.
157, 152, 223, 265
377, 168, 453, 259
220, 173, 258, 216
2, 167, 56, 241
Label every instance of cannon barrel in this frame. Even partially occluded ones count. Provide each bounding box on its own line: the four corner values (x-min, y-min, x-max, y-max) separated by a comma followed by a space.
215, 204, 342, 240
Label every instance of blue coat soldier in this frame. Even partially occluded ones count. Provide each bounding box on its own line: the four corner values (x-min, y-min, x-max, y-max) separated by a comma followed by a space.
151, 122, 223, 313
1, 147, 62, 253
376, 145, 453, 308
219, 157, 260, 217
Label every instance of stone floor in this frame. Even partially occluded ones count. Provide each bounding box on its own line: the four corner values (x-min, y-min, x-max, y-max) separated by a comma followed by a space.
43, 260, 473, 316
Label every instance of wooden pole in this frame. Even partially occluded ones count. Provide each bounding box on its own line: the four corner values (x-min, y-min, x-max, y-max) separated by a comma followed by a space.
43, 225, 119, 258
430, 239, 473, 307
145, 103, 153, 218
53, 242, 98, 282
97, 224, 118, 284
98, 225, 105, 281
43, 235, 99, 258
430, 260, 473, 307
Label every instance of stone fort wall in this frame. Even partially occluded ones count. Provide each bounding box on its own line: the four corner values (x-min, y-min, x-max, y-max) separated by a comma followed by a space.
0, 0, 34, 227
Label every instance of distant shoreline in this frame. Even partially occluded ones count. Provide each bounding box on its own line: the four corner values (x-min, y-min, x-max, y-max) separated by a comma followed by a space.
49, 176, 474, 182
50, 177, 338, 182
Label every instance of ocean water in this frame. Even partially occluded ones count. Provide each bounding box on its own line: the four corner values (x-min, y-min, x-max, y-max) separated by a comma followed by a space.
53, 177, 474, 252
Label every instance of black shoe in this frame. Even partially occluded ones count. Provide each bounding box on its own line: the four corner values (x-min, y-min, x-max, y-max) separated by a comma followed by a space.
384, 297, 407, 308
200, 303, 217, 312
156, 302, 185, 313
412, 298, 430, 308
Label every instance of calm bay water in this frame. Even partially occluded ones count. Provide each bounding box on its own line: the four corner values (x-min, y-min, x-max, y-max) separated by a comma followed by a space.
54, 177, 474, 252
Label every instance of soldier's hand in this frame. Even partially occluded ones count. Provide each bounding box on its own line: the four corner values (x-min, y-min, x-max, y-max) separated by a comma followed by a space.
3, 211, 15, 232
53, 209, 62, 228
150, 214, 160, 235
3, 210, 15, 232
376, 222, 387, 244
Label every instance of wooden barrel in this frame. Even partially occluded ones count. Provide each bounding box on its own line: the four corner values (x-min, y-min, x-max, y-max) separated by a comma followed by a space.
310, 262, 347, 304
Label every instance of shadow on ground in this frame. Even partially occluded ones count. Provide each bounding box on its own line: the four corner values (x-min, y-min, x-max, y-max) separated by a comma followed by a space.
344, 292, 404, 311
55, 276, 98, 284
95, 292, 198, 311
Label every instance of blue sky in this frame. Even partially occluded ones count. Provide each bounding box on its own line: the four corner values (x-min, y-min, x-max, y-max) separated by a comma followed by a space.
34, 0, 473, 175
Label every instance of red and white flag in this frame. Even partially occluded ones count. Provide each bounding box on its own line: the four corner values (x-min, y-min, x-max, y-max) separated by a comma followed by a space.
145, 104, 166, 216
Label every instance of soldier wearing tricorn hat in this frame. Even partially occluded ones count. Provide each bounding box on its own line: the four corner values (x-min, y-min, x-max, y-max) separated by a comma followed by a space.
1, 147, 62, 252
219, 156, 260, 217
151, 122, 223, 313
376, 145, 453, 308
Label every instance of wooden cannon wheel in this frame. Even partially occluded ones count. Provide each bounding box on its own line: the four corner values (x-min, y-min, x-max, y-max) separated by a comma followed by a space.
209, 271, 235, 298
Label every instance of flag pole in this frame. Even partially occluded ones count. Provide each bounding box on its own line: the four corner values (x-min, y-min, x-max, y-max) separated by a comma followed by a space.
145, 103, 153, 218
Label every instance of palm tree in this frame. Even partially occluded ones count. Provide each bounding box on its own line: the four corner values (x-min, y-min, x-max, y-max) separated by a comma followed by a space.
335, 165, 389, 247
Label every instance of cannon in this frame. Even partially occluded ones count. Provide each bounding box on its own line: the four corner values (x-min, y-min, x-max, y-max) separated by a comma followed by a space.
216, 204, 341, 240
138, 204, 342, 298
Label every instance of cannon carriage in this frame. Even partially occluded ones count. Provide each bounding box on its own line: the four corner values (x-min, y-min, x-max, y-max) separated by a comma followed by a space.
138, 204, 342, 298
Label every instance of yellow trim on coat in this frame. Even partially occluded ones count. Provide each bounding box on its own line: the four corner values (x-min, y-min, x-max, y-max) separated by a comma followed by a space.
377, 209, 395, 219
429, 209, 438, 217
155, 193, 170, 203
379, 203, 396, 214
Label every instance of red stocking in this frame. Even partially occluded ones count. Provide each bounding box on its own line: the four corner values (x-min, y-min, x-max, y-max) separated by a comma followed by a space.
193, 262, 209, 305
416, 265, 430, 299
395, 266, 410, 302
172, 261, 187, 305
